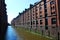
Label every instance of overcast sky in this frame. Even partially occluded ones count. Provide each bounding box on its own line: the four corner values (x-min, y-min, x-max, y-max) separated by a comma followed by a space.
5, 0, 40, 23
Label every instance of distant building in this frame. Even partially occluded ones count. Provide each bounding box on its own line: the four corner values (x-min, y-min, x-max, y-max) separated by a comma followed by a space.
0, 0, 8, 39
11, 0, 60, 39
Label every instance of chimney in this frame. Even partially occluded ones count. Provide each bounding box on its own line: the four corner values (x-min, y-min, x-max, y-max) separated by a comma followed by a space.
30, 4, 33, 8
25, 9, 27, 11
19, 12, 21, 15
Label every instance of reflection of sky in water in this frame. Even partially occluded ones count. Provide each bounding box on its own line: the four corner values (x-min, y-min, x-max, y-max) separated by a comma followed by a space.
6, 26, 18, 40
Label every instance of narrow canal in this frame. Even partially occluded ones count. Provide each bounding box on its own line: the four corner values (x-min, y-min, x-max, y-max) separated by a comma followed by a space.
5, 26, 22, 40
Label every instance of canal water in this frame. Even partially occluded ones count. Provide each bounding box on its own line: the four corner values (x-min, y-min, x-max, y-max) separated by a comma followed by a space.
5, 26, 21, 40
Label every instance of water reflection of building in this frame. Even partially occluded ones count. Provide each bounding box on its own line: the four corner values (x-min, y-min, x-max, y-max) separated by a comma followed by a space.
0, 0, 8, 39
11, 0, 60, 40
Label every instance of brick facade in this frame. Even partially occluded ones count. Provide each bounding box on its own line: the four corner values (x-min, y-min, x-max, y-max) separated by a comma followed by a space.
11, 0, 60, 39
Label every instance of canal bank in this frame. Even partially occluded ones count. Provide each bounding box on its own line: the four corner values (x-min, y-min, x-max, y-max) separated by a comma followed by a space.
14, 26, 54, 40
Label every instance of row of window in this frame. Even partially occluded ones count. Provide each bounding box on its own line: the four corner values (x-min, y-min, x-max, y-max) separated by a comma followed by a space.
32, 17, 56, 30
32, 1, 55, 12
32, 18, 56, 25
32, 1, 56, 20
32, 11, 56, 19
39, 1, 56, 17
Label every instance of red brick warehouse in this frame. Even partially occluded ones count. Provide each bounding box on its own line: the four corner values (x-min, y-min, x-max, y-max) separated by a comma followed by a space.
11, 0, 60, 39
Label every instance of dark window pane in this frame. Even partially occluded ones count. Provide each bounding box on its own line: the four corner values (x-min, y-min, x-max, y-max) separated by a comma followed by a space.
36, 13, 38, 15
36, 16, 38, 18
45, 13, 48, 17
45, 25, 48, 30
50, 1, 55, 5
40, 20, 43, 24
45, 19, 48, 25
33, 21, 35, 24
51, 6, 55, 10
45, 9, 47, 12
44, 4, 47, 8
51, 18, 56, 24
40, 15, 42, 18
36, 20, 38, 24
40, 11, 42, 13
51, 12, 56, 16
